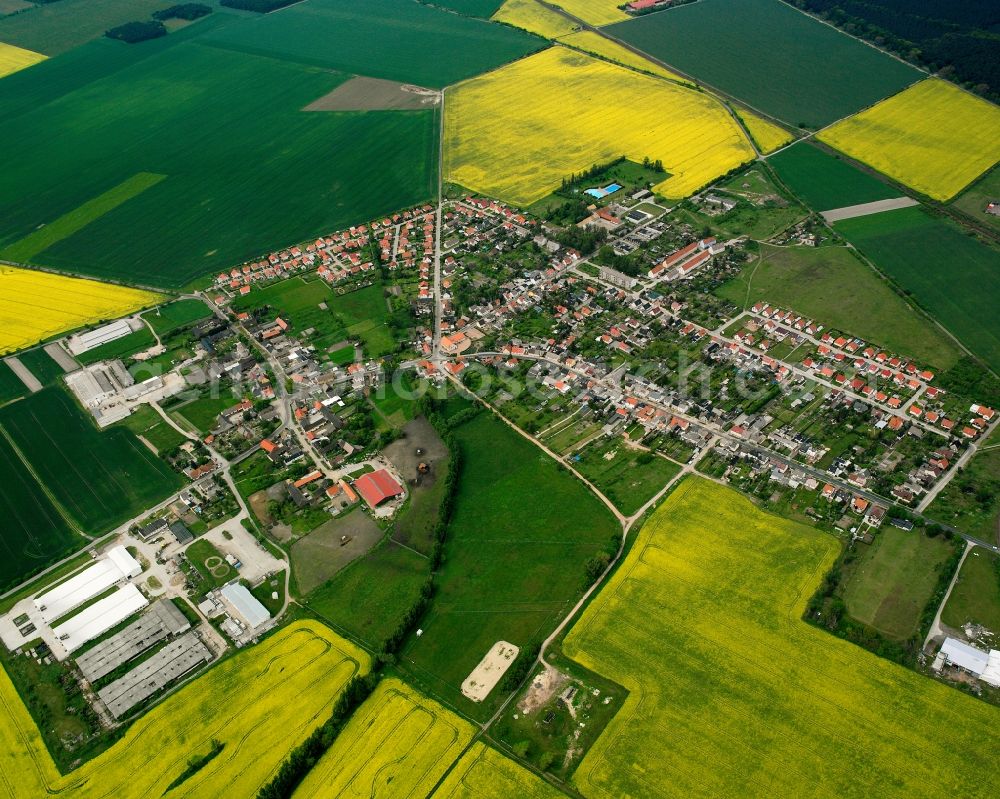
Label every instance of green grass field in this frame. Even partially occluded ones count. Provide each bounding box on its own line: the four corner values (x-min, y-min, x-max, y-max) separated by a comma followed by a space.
185, 538, 236, 589
835, 206, 1000, 373
715, 243, 961, 370
928, 432, 1000, 541
172, 392, 240, 435
769, 143, 902, 211
561, 477, 1000, 798
76, 327, 156, 367
951, 166, 1000, 233
572, 440, 680, 516
0, 34, 437, 288
202, 0, 545, 88
607, 0, 921, 128
400, 409, 619, 718
143, 299, 213, 336
0, 388, 183, 534
16, 348, 68, 387
234, 279, 394, 357
114, 404, 187, 454
941, 548, 1000, 633
0, 361, 28, 406
305, 541, 431, 648
840, 527, 958, 640
0, 434, 82, 591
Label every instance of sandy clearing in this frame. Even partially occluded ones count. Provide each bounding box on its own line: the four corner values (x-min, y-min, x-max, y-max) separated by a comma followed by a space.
461, 640, 520, 702
304, 76, 440, 112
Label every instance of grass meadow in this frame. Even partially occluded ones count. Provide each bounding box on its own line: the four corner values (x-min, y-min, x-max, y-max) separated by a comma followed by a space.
819, 79, 1000, 201
204, 0, 546, 88
941, 548, 1000, 634
607, 0, 921, 128
715, 242, 961, 370
400, 409, 618, 718
928, 430, 1000, 542
142, 298, 213, 336
0, 32, 437, 288
835, 206, 1000, 373
768, 142, 901, 211
839, 526, 959, 640
562, 477, 1000, 798
0, 388, 183, 534
572, 440, 681, 516
0, 434, 82, 590
444, 46, 756, 205
0, 621, 368, 797
951, 166, 1000, 233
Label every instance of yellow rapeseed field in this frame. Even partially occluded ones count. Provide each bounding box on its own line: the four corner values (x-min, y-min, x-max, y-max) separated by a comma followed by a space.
818, 78, 1000, 200
294, 678, 475, 798
0, 621, 369, 798
0, 266, 161, 355
0, 42, 46, 80
491, 0, 577, 39
738, 109, 794, 154
444, 46, 756, 205
563, 478, 1000, 798
549, 0, 628, 26
558, 30, 690, 84
430, 742, 566, 799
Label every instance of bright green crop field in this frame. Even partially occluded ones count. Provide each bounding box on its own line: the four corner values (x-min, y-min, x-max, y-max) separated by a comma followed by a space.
0, 433, 83, 591
0, 361, 27, 407
0, 36, 437, 288
202, 0, 545, 88
769, 143, 901, 211
835, 206, 1000, 373
400, 409, 619, 719
142, 299, 213, 336
607, 0, 921, 128
0, 388, 183, 534
562, 478, 1000, 798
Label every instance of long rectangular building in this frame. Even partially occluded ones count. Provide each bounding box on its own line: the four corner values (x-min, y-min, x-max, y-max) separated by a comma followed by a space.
75, 600, 190, 682
98, 633, 211, 719
53, 585, 148, 654
35, 547, 142, 623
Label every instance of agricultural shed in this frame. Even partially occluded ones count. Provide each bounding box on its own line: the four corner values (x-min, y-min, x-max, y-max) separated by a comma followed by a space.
220, 583, 270, 630
938, 637, 990, 677
354, 468, 404, 508
67, 319, 134, 355
53, 584, 149, 653
34, 546, 141, 622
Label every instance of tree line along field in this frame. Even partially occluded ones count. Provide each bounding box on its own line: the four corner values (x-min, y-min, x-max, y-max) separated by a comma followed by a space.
0, 388, 183, 534
606, 0, 922, 128
561, 477, 1000, 798
0, 434, 83, 591
0, 266, 161, 356
768, 142, 902, 211
715, 242, 962, 371
202, 0, 546, 89
0, 621, 369, 797
546, 0, 628, 26
556, 30, 690, 84
818, 79, 1000, 202
431, 742, 567, 799
0, 27, 438, 288
951, 166, 1000, 233
400, 407, 619, 718
834, 206, 1000, 374
444, 46, 757, 206
433, 0, 505, 17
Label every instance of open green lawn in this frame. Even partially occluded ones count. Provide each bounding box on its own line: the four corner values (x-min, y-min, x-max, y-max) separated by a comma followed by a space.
115, 404, 187, 454
951, 166, 1000, 233
0, 434, 83, 591
185, 538, 236, 590
835, 206, 1000, 373
0, 361, 28, 407
941, 548, 1000, 633
572, 439, 680, 516
400, 409, 619, 719
607, 0, 921, 128
143, 299, 213, 336
769, 142, 902, 211
929, 432, 1000, 542
0, 388, 183, 534
234, 279, 394, 357
0, 27, 437, 288
15, 348, 68, 387
76, 327, 156, 367
202, 0, 545, 89
560, 477, 1000, 798
171, 390, 242, 435
305, 541, 430, 648
839, 526, 958, 640
715, 243, 961, 370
